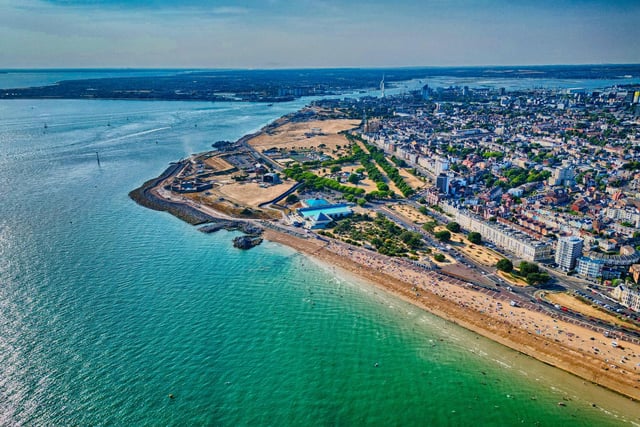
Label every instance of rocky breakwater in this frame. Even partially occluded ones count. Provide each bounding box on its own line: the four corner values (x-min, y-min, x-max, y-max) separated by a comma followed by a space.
232, 235, 263, 250
199, 220, 264, 250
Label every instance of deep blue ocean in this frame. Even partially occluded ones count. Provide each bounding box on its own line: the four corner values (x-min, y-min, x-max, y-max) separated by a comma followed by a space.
1, 74, 639, 425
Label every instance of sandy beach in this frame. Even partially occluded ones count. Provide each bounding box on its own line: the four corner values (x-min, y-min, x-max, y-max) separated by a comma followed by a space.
262, 227, 640, 402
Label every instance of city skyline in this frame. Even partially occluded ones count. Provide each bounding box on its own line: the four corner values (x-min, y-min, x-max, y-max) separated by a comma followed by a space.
1, 0, 639, 68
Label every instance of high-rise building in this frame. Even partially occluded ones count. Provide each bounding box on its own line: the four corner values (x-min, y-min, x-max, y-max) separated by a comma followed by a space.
436, 173, 450, 195
550, 166, 574, 186
380, 75, 385, 98
421, 84, 431, 101
555, 236, 583, 271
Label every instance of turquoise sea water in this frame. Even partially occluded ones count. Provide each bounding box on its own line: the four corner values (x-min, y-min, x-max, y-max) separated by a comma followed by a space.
1, 95, 639, 425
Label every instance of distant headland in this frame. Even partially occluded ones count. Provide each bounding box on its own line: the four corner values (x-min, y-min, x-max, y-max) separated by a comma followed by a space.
2, 64, 639, 102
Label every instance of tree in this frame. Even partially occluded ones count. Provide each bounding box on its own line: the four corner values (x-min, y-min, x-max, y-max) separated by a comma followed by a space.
348, 173, 361, 185
496, 258, 513, 273
446, 222, 461, 233
285, 194, 299, 204
467, 232, 482, 244
434, 253, 446, 262
400, 231, 423, 249
526, 272, 551, 286
422, 221, 438, 233
435, 230, 451, 242
518, 261, 539, 276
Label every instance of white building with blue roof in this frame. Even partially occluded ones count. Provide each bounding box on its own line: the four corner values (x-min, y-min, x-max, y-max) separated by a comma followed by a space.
297, 199, 353, 229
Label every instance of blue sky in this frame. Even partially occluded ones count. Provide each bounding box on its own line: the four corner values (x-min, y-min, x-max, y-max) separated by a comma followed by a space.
1, 0, 638, 68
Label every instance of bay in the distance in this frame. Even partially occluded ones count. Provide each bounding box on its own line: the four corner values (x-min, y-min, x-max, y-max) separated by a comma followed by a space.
0, 89, 637, 424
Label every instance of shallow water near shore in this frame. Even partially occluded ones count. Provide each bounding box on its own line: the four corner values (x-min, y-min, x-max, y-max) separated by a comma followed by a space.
1, 95, 639, 425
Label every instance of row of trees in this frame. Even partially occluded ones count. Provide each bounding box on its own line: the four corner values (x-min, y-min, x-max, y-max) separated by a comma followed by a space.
283, 166, 365, 196
423, 221, 482, 245
365, 144, 415, 197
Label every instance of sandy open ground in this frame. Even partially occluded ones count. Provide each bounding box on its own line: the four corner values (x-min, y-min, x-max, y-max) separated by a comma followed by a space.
546, 292, 640, 332
247, 119, 360, 153
215, 181, 297, 207
399, 168, 426, 190
204, 156, 236, 172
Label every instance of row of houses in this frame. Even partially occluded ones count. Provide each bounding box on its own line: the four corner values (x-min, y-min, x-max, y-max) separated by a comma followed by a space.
441, 201, 554, 261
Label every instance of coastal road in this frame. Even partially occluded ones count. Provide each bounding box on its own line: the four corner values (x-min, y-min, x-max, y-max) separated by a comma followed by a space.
371, 201, 640, 344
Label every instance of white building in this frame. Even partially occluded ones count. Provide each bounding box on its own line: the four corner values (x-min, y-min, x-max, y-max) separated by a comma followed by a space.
550, 166, 574, 186
442, 203, 553, 261
555, 236, 584, 271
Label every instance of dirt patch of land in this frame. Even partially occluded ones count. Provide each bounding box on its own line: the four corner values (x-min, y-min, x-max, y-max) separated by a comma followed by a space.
389, 204, 430, 224
458, 242, 503, 266
247, 118, 360, 154
497, 270, 530, 287
546, 293, 640, 332
204, 156, 236, 173
219, 181, 295, 207
399, 168, 426, 191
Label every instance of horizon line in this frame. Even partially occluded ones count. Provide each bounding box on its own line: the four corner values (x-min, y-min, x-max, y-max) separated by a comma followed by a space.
2, 63, 640, 72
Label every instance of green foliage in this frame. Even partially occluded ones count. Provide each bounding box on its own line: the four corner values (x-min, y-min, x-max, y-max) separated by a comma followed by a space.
446, 222, 461, 233
526, 272, 551, 286
482, 151, 505, 160
283, 166, 365, 196
391, 156, 407, 167
518, 261, 539, 276
285, 194, 299, 204
433, 253, 446, 262
329, 211, 427, 258
356, 198, 367, 207
363, 142, 415, 197
422, 221, 438, 233
399, 231, 424, 249
622, 161, 640, 171
376, 182, 389, 191
333, 219, 353, 234
501, 167, 551, 189
514, 260, 550, 285
496, 258, 513, 273
435, 230, 451, 242
467, 232, 482, 244
348, 173, 361, 184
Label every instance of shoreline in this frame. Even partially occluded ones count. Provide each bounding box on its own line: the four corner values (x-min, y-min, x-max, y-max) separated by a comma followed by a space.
260, 228, 640, 402
128, 134, 640, 403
